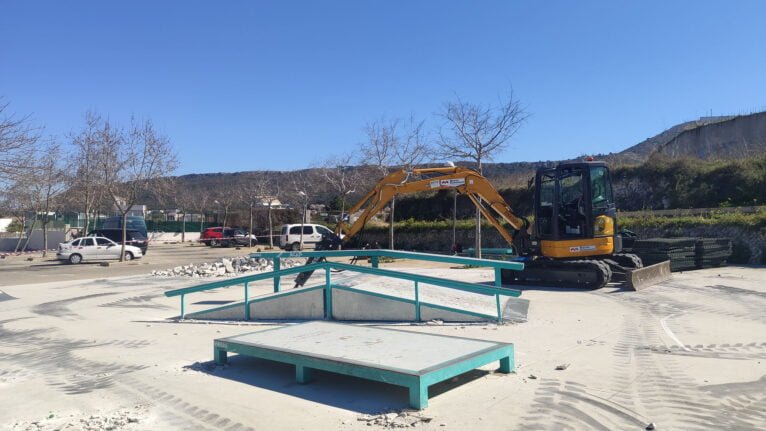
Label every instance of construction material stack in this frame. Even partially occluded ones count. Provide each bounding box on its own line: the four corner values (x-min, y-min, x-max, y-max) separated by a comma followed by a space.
631, 238, 697, 272
695, 238, 732, 268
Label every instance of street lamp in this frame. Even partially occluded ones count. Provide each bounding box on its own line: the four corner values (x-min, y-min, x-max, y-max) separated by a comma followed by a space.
341, 189, 355, 224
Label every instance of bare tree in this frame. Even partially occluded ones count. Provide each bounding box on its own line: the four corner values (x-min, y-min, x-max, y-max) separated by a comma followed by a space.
394, 116, 431, 170
68, 112, 106, 234
2, 180, 36, 252
359, 116, 432, 249
389, 117, 433, 249
361, 118, 398, 176
150, 176, 186, 241
439, 90, 527, 257
212, 175, 236, 230
188, 186, 213, 237
321, 152, 361, 224
288, 171, 319, 249
96, 116, 178, 260
262, 174, 282, 248
0, 101, 38, 183
239, 174, 270, 248
30, 142, 68, 256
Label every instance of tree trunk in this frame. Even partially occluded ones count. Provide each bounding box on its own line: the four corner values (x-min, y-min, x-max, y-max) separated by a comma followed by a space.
268, 204, 274, 248
20, 218, 36, 253
181, 209, 186, 243
475, 161, 482, 259
42, 218, 49, 257
120, 212, 128, 261
248, 204, 254, 248
83, 208, 90, 237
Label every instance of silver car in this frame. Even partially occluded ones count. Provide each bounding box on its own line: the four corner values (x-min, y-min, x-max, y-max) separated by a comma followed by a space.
57, 236, 143, 264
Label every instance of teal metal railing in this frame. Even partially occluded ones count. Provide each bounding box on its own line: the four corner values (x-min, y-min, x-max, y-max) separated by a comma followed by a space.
165, 250, 523, 322
249, 249, 524, 291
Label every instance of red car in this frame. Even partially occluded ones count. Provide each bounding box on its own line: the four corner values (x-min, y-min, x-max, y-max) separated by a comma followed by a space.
199, 227, 256, 247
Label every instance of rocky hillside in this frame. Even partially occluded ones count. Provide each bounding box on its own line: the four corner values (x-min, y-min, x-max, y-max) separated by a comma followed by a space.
163, 110, 766, 206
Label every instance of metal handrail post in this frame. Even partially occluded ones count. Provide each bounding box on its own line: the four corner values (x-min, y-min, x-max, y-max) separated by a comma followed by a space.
495, 294, 501, 323
324, 266, 332, 320
273, 257, 281, 292
180, 294, 185, 319
495, 267, 502, 287
244, 282, 250, 320
414, 280, 421, 322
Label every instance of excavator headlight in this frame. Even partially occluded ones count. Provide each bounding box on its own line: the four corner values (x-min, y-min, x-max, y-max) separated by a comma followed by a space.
593, 215, 614, 236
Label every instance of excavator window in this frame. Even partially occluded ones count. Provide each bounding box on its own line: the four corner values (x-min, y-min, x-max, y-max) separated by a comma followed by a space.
590, 166, 613, 212
558, 169, 586, 237
537, 174, 556, 236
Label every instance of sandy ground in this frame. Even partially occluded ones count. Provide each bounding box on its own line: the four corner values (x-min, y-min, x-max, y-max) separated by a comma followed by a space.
1, 247, 765, 430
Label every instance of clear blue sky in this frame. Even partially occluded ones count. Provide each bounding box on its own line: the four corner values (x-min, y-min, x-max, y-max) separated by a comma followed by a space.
2, 1, 765, 175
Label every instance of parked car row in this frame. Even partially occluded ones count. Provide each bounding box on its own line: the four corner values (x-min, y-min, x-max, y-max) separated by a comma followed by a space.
200, 223, 341, 251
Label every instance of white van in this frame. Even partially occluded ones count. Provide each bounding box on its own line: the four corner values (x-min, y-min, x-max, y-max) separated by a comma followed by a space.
279, 223, 337, 250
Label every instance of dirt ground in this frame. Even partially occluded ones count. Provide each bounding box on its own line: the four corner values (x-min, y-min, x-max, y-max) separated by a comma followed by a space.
1, 244, 765, 430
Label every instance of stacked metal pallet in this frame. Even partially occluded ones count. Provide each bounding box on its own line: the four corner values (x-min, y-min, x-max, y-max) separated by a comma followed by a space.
631, 237, 733, 272
695, 238, 733, 268
632, 238, 698, 272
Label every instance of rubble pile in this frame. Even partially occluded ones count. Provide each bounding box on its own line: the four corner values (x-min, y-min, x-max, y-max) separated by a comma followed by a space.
356, 410, 434, 428
151, 256, 304, 278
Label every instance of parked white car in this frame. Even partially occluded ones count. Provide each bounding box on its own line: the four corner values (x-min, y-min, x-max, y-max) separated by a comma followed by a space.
279, 223, 339, 250
57, 236, 143, 264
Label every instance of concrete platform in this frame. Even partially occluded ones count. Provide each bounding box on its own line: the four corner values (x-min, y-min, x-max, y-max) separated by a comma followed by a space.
213, 321, 514, 409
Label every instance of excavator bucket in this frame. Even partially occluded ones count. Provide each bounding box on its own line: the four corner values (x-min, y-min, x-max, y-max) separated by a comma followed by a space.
625, 260, 671, 291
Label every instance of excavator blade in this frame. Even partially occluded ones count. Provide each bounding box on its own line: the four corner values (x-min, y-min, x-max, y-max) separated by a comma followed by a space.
626, 260, 671, 291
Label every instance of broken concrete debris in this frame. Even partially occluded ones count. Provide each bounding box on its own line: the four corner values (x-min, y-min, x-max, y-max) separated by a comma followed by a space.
151, 256, 304, 278
357, 410, 433, 428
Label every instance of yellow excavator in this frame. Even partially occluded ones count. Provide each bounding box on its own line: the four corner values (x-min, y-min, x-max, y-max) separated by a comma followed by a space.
334, 161, 670, 290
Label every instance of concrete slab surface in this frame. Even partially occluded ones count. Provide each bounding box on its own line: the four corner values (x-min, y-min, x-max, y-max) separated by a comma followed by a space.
217, 321, 507, 374
0, 251, 765, 430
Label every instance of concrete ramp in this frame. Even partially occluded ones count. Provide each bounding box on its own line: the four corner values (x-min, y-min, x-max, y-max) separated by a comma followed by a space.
184, 284, 529, 323
183, 286, 325, 321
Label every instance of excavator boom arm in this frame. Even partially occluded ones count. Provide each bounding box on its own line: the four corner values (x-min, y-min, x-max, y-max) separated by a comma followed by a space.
335, 167, 528, 246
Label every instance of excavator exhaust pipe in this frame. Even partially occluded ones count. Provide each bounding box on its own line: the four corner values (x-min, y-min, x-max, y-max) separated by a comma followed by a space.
625, 260, 671, 291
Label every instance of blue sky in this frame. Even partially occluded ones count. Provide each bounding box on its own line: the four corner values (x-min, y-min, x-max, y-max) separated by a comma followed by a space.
2, 1, 765, 175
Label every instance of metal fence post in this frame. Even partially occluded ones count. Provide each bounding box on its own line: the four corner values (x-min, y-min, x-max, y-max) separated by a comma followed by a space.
180, 294, 185, 320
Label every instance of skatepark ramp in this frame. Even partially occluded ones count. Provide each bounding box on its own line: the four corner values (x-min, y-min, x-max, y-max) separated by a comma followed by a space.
164, 250, 526, 323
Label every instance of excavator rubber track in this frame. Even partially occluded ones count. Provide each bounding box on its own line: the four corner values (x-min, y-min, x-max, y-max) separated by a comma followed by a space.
501, 258, 612, 289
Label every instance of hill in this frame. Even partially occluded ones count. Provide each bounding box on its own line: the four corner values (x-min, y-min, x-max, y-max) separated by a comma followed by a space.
161, 110, 766, 208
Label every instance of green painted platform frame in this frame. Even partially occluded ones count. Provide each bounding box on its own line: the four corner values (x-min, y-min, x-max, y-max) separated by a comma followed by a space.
213, 324, 514, 409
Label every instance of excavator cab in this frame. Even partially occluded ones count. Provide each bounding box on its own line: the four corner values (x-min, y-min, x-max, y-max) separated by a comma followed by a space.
532, 161, 620, 258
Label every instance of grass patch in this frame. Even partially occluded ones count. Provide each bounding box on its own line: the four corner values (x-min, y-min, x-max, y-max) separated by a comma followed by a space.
620, 210, 766, 230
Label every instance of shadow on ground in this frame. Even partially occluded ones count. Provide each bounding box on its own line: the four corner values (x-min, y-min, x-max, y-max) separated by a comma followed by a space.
185, 356, 490, 413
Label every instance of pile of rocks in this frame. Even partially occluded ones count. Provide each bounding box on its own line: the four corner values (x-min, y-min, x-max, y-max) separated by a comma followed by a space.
11, 407, 146, 431
151, 256, 305, 278
356, 410, 434, 428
